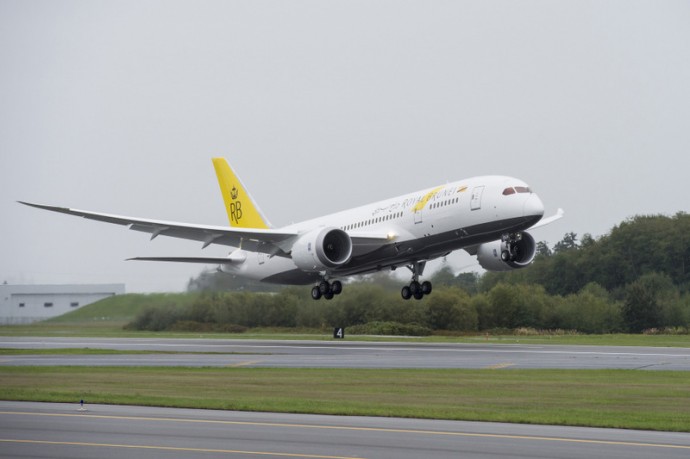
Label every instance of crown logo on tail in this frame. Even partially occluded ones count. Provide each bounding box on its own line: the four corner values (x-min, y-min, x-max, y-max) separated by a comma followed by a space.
230, 186, 239, 200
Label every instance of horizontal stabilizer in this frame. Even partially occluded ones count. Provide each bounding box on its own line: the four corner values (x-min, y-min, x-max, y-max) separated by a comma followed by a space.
128, 256, 236, 264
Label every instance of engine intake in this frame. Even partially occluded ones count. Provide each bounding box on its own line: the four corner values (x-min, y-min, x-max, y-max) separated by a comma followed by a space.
477, 232, 537, 271
292, 227, 353, 272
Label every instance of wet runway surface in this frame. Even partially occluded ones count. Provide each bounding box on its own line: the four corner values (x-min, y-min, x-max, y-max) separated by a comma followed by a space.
1, 401, 689, 459
1, 337, 690, 370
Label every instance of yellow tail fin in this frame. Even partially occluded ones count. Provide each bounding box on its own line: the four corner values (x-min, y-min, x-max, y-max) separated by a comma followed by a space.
212, 158, 271, 229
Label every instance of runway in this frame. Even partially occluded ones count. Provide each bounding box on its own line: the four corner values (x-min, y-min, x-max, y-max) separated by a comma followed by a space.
1, 401, 688, 459
2, 340, 689, 457
1, 337, 690, 370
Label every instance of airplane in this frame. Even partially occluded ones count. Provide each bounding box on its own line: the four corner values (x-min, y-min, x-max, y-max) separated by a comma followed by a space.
20, 158, 563, 300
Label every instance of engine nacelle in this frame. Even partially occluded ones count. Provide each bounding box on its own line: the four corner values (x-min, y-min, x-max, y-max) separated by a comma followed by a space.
291, 227, 353, 272
477, 232, 537, 272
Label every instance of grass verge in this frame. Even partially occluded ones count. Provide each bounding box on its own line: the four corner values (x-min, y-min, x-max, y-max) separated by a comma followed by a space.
2, 323, 690, 347
0, 348, 267, 356
1, 366, 688, 432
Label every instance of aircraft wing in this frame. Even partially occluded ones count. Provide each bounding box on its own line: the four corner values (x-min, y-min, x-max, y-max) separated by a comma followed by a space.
19, 201, 396, 259
18, 201, 298, 255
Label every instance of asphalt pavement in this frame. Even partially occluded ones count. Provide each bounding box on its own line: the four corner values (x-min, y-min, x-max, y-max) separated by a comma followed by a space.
1, 337, 690, 370
1, 401, 689, 459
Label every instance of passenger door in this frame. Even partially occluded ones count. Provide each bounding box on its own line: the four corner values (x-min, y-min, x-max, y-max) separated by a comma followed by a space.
470, 186, 484, 211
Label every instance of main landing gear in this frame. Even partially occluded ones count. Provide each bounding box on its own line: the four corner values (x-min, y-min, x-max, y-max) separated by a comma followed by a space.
401, 261, 432, 300
401, 280, 432, 300
311, 280, 343, 300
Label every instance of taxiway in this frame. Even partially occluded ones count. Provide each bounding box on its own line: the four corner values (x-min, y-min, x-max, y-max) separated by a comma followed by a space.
1, 401, 689, 459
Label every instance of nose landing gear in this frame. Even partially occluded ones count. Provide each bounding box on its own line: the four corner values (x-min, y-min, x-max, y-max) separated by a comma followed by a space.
500, 233, 523, 262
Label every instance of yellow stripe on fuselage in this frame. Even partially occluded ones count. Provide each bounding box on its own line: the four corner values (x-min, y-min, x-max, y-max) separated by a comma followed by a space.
411, 186, 444, 213
212, 158, 270, 229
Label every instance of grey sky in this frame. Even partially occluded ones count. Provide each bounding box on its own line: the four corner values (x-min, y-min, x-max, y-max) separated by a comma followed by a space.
2, 1, 689, 292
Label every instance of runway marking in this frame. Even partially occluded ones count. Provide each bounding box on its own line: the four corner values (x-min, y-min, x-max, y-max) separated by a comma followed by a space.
227, 360, 264, 367
1, 411, 689, 451
0, 439, 363, 459
485, 363, 515, 369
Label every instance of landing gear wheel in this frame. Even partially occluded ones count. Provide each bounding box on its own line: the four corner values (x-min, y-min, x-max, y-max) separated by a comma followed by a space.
501, 250, 511, 262
402, 261, 432, 299
409, 281, 421, 295
319, 281, 330, 295
401, 285, 412, 300
313, 279, 343, 300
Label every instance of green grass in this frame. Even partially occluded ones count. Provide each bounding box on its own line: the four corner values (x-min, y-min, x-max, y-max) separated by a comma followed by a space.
43, 293, 196, 323
0, 348, 170, 355
1, 366, 688, 432
2, 321, 690, 347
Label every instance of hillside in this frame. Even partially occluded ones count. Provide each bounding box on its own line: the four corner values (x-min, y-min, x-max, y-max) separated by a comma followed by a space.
44, 293, 198, 324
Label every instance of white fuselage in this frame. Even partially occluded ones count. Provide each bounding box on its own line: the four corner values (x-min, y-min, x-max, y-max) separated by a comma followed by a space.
221, 175, 544, 284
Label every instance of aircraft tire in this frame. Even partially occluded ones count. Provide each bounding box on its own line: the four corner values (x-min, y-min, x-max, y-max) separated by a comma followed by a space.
401, 285, 412, 300
421, 281, 432, 295
331, 280, 342, 295
311, 286, 322, 300
319, 281, 330, 295
410, 281, 421, 295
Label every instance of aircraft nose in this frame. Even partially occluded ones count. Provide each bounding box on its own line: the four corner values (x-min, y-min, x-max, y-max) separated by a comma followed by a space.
523, 193, 544, 218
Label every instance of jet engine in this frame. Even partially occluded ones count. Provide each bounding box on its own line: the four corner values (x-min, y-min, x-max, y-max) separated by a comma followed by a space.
477, 232, 537, 271
291, 227, 353, 272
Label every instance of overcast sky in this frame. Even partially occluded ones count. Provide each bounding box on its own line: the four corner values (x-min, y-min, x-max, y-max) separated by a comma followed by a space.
2, 1, 689, 292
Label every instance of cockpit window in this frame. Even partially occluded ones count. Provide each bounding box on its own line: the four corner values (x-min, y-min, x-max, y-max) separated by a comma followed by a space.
515, 186, 531, 193
502, 187, 516, 195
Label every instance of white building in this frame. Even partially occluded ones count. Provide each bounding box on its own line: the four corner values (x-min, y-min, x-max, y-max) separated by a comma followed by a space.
0, 284, 125, 325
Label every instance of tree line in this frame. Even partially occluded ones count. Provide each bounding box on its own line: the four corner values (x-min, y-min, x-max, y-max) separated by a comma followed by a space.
128, 275, 688, 334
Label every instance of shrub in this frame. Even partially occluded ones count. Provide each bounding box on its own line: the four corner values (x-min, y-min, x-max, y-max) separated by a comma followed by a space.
424, 287, 478, 331
125, 305, 181, 331
347, 321, 432, 336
